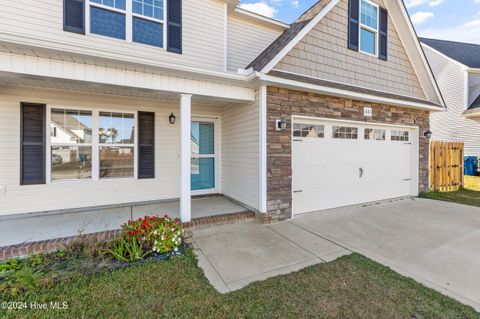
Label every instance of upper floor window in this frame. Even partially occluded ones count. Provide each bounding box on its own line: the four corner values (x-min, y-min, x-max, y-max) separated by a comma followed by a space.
133, 0, 164, 19
90, 0, 165, 48
359, 0, 378, 56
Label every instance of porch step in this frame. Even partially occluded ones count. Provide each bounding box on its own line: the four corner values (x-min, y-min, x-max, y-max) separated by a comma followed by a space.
0, 211, 256, 260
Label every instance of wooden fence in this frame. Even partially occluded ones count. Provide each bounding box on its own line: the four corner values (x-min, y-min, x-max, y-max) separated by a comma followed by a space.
429, 141, 464, 192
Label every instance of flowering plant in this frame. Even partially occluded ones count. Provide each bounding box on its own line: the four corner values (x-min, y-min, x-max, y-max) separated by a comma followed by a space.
119, 215, 184, 256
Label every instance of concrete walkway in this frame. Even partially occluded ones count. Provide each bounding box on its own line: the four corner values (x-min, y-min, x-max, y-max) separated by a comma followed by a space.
189, 220, 350, 292
293, 198, 480, 311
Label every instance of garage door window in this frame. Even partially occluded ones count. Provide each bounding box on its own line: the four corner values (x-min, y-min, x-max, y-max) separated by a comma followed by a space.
333, 126, 358, 139
293, 124, 324, 138
391, 130, 409, 141
364, 128, 386, 140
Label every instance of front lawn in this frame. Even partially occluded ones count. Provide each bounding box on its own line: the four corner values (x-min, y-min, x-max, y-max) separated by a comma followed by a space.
420, 176, 480, 207
2, 249, 478, 319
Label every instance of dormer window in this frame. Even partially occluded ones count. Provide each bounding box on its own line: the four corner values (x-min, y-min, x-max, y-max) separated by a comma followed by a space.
359, 0, 378, 56
348, 0, 387, 60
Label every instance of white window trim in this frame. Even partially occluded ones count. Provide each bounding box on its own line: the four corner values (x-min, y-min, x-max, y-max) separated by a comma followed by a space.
46, 105, 138, 184
359, 0, 379, 57
86, 0, 167, 50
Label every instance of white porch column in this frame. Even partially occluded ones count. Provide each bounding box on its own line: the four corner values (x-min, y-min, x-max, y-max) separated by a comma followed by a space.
180, 94, 192, 222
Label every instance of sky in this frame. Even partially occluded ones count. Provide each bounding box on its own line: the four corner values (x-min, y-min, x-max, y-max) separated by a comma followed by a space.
238, 0, 480, 44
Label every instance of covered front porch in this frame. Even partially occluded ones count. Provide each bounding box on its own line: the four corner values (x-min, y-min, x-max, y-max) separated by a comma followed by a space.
0, 196, 250, 247
0, 47, 266, 246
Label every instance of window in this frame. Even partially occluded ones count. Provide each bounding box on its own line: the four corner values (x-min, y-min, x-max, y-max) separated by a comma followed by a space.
364, 128, 386, 141
391, 130, 409, 142
89, 0, 164, 47
359, 0, 378, 56
99, 112, 135, 178
91, 0, 126, 10
50, 109, 93, 181
333, 126, 358, 139
133, 0, 164, 19
293, 124, 324, 138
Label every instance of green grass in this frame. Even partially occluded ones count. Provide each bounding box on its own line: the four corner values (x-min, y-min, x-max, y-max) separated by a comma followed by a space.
420, 176, 480, 207
2, 250, 478, 319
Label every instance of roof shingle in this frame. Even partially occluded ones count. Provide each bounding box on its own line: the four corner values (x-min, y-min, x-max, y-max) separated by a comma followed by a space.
246, 0, 332, 71
420, 38, 480, 68
268, 70, 442, 107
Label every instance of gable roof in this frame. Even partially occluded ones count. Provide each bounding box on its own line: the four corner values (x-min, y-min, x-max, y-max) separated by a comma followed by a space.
420, 38, 480, 69
246, 0, 444, 108
246, 0, 334, 72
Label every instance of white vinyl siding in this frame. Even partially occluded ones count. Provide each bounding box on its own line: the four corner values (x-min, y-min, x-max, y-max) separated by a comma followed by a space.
0, 87, 231, 216
221, 91, 260, 210
0, 0, 225, 71
227, 15, 282, 72
423, 45, 480, 156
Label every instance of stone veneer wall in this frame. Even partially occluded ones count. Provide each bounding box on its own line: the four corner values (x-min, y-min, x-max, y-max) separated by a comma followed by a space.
262, 86, 430, 223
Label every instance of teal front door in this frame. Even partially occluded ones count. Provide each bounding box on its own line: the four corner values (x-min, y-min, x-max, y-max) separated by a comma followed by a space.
191, 121, 215, 191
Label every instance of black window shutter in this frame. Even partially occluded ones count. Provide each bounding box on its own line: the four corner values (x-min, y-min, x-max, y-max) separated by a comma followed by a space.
348, 0, 360, 51
167, 0, 182, 54
21, 103, 46, 185
138, 112, 155, 179
64, 0, 85, 34
379, 7, 388, 61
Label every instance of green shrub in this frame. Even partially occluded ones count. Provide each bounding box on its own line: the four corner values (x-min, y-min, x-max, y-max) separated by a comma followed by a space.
107, 237, 149, 263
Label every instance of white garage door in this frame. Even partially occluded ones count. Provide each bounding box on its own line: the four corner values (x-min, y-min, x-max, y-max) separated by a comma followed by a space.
292, 118, 418, 215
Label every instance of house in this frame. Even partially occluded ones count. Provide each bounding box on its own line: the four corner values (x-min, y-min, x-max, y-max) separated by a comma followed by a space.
420, 38, 480, 157
0, 0, 444, 234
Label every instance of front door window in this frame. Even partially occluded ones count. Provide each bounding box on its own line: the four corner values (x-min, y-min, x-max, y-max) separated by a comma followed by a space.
191, 122, 215, 191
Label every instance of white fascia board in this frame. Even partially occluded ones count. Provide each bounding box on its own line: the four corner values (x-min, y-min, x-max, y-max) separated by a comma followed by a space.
0, 52, 256, 101
467, 68, 480, 74
258, 73, 444, 112
260, 0, 341, 73
388, 1, 445, 107
464, 109, 480, 118
233, 8, 290, 29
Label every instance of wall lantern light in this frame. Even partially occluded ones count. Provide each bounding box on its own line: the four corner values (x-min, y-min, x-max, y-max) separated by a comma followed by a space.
169, 113, 176, 125
276, 117, 288, 131
424, 129, 432, 139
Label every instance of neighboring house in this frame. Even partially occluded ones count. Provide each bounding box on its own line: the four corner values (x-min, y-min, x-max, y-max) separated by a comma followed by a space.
0, 0, 443, 226
420, 38, 480, 156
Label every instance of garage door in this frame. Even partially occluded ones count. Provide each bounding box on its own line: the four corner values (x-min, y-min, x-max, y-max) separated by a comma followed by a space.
292, 118, 417, 215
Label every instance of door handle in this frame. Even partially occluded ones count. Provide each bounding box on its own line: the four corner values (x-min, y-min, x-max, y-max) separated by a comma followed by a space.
359, 167, 364, 178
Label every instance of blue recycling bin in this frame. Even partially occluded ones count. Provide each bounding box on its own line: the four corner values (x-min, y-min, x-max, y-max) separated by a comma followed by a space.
464, 156, 478, 176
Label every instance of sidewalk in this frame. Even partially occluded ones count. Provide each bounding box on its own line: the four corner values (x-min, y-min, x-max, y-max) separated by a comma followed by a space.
189, 220, 350, 292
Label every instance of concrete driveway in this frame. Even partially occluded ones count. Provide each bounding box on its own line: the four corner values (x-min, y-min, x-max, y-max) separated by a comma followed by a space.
293, 197, 480, 311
